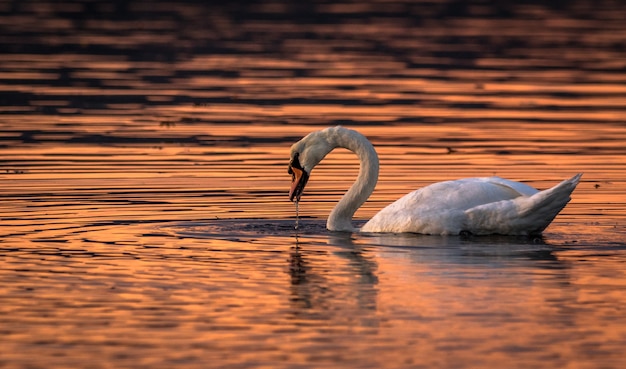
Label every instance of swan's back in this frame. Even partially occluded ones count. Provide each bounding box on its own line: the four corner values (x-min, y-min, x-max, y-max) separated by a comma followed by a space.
361, 175, 580, 235
407, 177, 538, 210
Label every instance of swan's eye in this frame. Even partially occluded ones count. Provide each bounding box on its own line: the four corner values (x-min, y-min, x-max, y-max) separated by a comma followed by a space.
287, 153, 302, 180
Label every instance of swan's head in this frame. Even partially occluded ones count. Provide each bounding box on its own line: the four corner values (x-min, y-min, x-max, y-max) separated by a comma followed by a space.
288, 128, 337, 202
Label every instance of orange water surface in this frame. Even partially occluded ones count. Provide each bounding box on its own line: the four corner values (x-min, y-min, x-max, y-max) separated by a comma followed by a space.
1, 1, 626, 368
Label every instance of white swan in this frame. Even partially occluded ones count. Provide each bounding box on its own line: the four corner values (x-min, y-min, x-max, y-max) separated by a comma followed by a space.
288, 126, 582, 235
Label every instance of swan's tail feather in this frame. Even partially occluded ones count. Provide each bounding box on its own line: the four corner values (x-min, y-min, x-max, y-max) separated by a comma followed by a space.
517, 173, 582, 233
465, 173, 582, 235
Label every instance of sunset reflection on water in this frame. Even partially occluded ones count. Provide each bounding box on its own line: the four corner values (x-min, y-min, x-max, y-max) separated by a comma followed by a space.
1, 0, 626, 368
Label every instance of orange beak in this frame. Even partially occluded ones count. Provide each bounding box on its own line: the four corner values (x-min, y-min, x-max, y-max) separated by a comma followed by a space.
288, 165, 309, 202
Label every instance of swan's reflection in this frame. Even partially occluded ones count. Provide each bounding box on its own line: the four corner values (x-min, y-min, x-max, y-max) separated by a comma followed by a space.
287, 231, 379, 322
286, 226, 580, 335
328, 232, 379, 285
361, 232, 564, 265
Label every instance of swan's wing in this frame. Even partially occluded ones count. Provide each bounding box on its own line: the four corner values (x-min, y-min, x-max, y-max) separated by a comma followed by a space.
361, 175, 581, 235
388, 177, 535, 211
481, 177, 538, 197
362, 177, 535, 234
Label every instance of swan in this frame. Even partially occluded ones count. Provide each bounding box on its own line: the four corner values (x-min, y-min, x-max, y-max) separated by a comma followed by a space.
288, 126, 582, 235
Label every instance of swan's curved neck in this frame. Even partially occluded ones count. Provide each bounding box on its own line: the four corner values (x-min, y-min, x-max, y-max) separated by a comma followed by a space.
326, 129, 379, 232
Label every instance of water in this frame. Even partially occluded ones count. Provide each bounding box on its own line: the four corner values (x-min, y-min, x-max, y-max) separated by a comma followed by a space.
295, 201, 300, 231
1, 0, 626, 368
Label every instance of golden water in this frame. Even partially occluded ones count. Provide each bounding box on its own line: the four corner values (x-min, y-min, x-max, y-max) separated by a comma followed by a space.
1, 1, 626, 368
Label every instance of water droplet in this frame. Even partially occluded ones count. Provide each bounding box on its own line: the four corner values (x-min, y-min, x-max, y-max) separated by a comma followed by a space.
294, 200, 299, 231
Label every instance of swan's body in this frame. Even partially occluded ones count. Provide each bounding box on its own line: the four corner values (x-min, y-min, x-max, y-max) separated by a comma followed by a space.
288, 126, 581, 235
